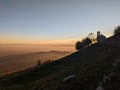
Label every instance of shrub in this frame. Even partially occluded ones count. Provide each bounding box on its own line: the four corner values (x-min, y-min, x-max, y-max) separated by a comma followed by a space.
114, 26, 120, 35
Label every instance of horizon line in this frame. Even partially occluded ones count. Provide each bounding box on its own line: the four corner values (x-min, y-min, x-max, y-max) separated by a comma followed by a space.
0, 43, 74, 46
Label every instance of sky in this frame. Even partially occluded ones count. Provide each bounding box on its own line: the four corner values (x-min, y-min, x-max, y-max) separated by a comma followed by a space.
0, 0, 120, 45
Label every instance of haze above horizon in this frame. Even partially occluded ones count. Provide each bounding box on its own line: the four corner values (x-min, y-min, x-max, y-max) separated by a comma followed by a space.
0, 0, 120, 45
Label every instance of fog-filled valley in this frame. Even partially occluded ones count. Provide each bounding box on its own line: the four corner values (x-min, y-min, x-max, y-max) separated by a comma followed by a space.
0, 45, 73, 75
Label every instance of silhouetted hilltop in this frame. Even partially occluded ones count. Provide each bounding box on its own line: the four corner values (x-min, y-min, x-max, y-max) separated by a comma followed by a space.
0, 34, 120, 90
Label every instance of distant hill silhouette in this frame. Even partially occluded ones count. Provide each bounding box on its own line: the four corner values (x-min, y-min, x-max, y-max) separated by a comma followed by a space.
0, 34, 120, 90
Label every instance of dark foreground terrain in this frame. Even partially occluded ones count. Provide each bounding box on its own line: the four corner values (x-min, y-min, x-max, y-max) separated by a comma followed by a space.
0, 34, 120, 90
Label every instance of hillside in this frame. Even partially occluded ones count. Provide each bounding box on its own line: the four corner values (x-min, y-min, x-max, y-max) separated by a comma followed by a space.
0, 35, 120, 90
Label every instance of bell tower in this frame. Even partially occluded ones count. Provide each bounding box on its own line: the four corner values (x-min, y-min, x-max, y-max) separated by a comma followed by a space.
97, 31, 100, 36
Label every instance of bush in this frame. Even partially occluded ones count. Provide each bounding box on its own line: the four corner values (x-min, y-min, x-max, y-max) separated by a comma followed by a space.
75, 38, 92, 50
114, 26, 120, 35
37, 60, 41, 66
75, 41, 82, 50
84, 38, 92, 46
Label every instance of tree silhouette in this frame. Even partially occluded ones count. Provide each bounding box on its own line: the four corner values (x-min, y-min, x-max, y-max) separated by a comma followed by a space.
88, 33, 96, 43
75, 41, 82, 50
84, 38, 92, 46
114, 26, 120, 35
75, 38, 92, 50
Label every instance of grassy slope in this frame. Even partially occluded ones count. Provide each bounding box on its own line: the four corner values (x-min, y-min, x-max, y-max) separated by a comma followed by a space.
0, 36, 120, 90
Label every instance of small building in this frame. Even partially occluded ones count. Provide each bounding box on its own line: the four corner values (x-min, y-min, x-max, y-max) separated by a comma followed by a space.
97, 31, 106, 44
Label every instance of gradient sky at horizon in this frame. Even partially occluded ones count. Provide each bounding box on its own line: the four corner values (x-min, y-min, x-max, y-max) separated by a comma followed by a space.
0, 0, 120, 45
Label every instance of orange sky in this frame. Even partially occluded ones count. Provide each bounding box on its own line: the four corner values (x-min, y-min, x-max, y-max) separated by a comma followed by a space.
0, 0, 119, 45
0, 32, 112, 45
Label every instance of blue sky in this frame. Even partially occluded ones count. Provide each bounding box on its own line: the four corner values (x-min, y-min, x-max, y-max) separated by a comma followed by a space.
0, 0, 120, 44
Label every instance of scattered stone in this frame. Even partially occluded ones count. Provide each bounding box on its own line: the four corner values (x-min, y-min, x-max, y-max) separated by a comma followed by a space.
96, 56, 120, 90
62, 75, 76, 82
108, 71, 114, 77
103, 75, 110, 83
96, 85, 104, 90
99, 82, 103, 86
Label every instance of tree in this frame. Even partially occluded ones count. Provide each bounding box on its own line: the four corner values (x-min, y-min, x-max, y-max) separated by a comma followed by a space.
84, 38, 92, 46
88, 33, 96, 43
75, 38, 92, 50
75, 41, 83, 50
114, 26, 120, 35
